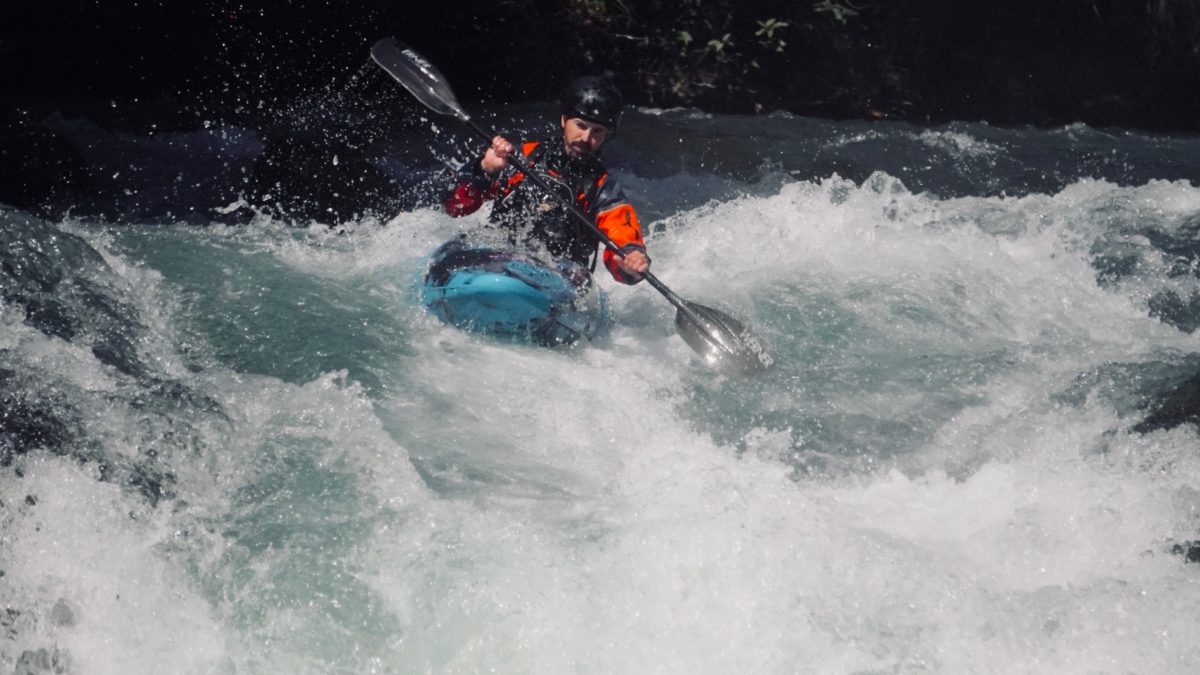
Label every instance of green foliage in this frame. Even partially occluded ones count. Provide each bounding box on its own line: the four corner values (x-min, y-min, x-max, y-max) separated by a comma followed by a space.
566, 2, 808, 109
813, 0, 859, 25
677, 30, 693, 56
706, 33, 734, 59
536, 0, 1200, 130
755, 18, 790, 53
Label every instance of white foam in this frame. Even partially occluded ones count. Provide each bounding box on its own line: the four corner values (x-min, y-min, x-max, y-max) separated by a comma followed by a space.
0, 458, 226, 674
334, 173, 1200, 672
354, 322, 1200, 672
9, 169, 1200, 672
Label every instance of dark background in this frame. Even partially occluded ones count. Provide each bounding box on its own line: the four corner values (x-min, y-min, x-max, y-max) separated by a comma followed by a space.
3, 0, 1199, 216
4, 0, 1199, 131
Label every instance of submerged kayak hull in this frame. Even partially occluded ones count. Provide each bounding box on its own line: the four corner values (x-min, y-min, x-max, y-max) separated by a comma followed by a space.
420, 239, 609, 345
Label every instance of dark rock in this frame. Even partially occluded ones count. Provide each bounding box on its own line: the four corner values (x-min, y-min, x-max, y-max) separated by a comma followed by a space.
0, 209, 148, 377
1134, 369, 1200, 433
0, 368, 75, 464
1172, 540, 1200, 564
1148, 290, 1200, 334
14, 647, 68, 675
49, 600, 75, 628
0, 212, 200, 506
2, 607, 18, 640
125, 463, 175, 508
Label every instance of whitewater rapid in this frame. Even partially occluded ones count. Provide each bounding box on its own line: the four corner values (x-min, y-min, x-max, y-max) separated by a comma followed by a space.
3, 110, 1200, 674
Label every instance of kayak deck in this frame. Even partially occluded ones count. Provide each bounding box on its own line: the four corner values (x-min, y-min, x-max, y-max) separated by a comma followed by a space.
420, 239, 608, 345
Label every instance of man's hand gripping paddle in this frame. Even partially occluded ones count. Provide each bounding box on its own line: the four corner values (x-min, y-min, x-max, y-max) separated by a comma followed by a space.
371, 38, 774, 376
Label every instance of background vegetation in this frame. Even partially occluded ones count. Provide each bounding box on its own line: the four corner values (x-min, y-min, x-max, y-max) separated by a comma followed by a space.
3, 0, 1199, 132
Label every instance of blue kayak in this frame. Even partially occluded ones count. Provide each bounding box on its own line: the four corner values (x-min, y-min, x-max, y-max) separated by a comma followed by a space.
419, 238, 609, 345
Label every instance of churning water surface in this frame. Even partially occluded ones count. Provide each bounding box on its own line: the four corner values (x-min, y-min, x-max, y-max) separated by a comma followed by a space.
3, 107, 1200, 674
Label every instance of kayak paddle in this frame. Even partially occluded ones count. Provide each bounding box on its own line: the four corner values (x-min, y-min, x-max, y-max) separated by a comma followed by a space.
370, 37, 774, 376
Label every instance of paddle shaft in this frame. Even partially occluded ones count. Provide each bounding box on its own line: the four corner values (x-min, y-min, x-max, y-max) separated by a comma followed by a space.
459, 119, 702, 322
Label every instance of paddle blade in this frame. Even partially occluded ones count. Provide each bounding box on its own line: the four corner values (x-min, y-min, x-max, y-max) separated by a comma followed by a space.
675, 302, 774, 376
370, 38, 469, 120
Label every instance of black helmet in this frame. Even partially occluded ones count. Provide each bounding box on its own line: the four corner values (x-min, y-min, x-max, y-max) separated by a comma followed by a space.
560, 76, 623, 129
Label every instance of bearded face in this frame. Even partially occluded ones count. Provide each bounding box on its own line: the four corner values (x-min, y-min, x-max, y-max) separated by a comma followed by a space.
560, 116, 612, 158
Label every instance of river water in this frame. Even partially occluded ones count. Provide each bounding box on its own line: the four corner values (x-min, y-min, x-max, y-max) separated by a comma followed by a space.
3, 101, 1200, 673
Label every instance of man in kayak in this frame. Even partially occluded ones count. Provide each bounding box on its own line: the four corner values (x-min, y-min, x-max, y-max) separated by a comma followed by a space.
443, 75, 650, 284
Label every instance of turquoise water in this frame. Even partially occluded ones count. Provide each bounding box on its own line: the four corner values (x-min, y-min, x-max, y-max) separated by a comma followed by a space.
3, 112, 1200, 673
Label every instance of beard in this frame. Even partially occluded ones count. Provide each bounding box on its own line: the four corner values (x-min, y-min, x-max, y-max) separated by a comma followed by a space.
564, 140, 597, 159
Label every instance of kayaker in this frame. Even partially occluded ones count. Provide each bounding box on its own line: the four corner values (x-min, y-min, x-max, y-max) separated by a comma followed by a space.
443, 75, 650, 284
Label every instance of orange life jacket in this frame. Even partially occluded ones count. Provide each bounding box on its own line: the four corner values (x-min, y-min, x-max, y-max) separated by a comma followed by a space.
444, 139, 646, 284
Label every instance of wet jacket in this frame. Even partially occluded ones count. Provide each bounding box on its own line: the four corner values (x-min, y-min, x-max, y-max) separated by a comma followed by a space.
443, 138, 646, 284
